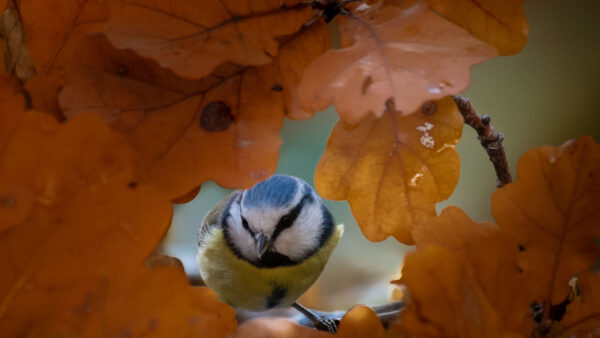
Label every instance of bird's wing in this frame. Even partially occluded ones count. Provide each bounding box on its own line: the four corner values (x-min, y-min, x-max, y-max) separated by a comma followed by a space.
198, 190, 242, 247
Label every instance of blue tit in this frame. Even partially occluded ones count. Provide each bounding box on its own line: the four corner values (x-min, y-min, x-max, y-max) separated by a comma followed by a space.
197, 174, 343, 331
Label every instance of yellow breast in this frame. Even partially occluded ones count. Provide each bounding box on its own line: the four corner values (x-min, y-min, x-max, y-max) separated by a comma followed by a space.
197, 224, 343, 311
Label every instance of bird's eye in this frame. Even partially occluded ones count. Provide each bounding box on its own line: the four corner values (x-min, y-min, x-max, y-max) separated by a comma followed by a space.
241, 217, 254, 235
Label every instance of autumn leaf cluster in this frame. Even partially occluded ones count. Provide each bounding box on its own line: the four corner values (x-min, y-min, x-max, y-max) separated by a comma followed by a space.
1, 0, 598, 337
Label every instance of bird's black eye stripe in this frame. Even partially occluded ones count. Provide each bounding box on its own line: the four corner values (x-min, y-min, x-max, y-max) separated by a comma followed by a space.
241, 216, 255, 236
271, 189, 314, 241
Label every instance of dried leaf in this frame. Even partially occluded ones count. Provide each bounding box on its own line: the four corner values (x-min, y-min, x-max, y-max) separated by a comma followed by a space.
562, 271, 600, 337
25, 267, 237, 337
315, 97, 463, 244
492, 136, 600, 305
397, 246, 510, 338
18, 0, 108, 115
297, 0, 496, 124
0, 112, 172, 335
1, 3, 36, 80
428, 0, 528, 55
413, 207, 536, 334
60, 23, 330, 199
106, 0, 313, 79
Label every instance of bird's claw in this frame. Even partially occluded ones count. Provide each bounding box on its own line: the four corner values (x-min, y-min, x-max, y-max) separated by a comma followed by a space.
314, 317, 339, 334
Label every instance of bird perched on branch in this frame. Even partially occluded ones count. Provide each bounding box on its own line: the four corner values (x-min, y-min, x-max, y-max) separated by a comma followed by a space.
197, 174, 343, 332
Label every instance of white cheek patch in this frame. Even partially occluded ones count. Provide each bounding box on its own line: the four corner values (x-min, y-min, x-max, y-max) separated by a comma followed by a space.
274, 199, 323, 261
226, 202, 258, 261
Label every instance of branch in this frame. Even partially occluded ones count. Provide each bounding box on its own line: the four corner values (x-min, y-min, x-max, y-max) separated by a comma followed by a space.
452, 95, 512, 187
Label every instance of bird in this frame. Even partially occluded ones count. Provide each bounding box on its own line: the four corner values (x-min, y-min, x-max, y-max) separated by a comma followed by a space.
197, 174, 343, 332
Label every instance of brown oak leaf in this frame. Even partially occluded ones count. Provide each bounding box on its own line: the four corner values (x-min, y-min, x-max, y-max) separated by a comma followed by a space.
105, 0, 313, 79
60, 23, 330, 199
296, 0, 497, 124
24, 267, 237, 337
0, 112, 165, 335
315, 97, 463, 244
0, 109, 236, 336
492, 136, 600, 305
18, 0, 108, 116
396, 246, 515, 338
428, 0, 529, 55
413, 207, 537, 334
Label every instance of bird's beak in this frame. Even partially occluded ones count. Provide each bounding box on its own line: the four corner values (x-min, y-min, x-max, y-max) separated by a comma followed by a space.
256, 234, 270, 258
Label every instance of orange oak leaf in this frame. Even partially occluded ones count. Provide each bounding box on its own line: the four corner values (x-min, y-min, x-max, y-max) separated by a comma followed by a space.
492, 136, 600, 305
24, 267, 237, 337
232, 305, 383, 338
18, 0, 108, 116
1, 0, 6, 13
562, 271, 600, 337
396, 246, 514, 338
413, 207, 536, 334
105, 0, 313, 79
296, 0, 497, 124
428, 0, 529, 55
0, 112, 175, 335
315, 97, 463, 244
60, 23, 330, 199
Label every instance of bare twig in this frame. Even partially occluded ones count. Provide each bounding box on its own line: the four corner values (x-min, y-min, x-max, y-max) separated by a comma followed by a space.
452, 95, 512, 187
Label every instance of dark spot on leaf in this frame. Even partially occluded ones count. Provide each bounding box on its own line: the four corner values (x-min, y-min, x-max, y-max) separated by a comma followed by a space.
361, 76, 373, 95
73, 292, 94, 314
117, 330, 133, 338
549, 297, 570, 321
128, 182, 138, 189
188, 316, 199, 325
0, 195, 16, 208
23, 90, 33, 110
518, 244, 525, 251
200, 101, 234, 132
271, 83, 283, 92
117, 65, 129, 76
148, 318, 159, 331
422, 101, 437, 116
530, 302, 543, 323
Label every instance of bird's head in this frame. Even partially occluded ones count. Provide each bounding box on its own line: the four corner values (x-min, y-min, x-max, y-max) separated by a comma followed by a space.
222, 175, 334, 267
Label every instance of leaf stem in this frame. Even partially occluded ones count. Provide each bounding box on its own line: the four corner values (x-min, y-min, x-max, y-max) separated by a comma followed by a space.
452, 95, 512, 187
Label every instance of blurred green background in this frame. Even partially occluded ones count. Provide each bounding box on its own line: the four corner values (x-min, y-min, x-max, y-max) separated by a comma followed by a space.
160, 0, 600, 311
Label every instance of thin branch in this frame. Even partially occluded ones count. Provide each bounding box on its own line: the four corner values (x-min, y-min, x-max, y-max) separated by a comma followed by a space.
452, 95, 512, 187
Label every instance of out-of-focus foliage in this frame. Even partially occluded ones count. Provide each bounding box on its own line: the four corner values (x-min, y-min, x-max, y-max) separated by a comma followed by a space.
2, 0, 597, 336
